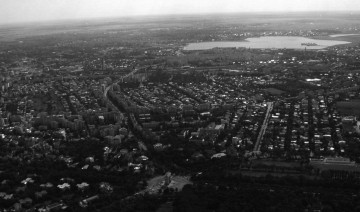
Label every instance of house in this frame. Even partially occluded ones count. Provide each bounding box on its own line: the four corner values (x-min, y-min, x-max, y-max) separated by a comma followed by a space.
76, 182, 89, 191
21, 177, 34, 185
19, 198, 33, 206
35, 190, 47, 198
57, 183, 70, 191
40, 182, 53, 188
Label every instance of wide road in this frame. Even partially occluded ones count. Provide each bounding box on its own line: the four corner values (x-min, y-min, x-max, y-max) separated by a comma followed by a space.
103, 68, 139, 120
253, 102, 274, 152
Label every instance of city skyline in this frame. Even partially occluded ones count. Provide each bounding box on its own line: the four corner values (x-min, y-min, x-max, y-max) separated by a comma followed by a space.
1, 0, 360, 24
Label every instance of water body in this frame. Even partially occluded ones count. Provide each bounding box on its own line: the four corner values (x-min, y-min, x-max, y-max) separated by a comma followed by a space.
184, 36, 350, 50
329, 34, 360, 37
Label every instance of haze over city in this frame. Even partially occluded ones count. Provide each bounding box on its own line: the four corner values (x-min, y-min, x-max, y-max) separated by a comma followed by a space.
2, 0, 360, 211
1, 0, 360, 24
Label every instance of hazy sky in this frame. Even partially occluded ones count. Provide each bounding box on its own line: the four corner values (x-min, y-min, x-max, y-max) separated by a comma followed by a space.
0, 0, 359, 24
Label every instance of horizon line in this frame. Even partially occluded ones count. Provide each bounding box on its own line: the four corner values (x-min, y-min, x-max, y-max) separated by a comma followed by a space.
1, 10, 360, 27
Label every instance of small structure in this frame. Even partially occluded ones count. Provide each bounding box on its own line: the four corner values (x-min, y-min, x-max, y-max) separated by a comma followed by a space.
57, 183, 70, 191
164, 172, 172, 185
99, 182, 113, 194
310, 157, 358, 172
79, 195, 99, 208
21, 178, 34, 185
211, 153, 226, 159
44, 202, 67, 211
76, 182, 89, 191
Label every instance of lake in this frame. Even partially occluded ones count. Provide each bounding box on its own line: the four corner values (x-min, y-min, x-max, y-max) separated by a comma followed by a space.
184, 36, 351, 50
329, 34, 360, 38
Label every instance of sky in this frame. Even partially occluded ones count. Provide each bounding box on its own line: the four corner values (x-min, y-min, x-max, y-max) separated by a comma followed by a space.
0, 0, 359, 24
